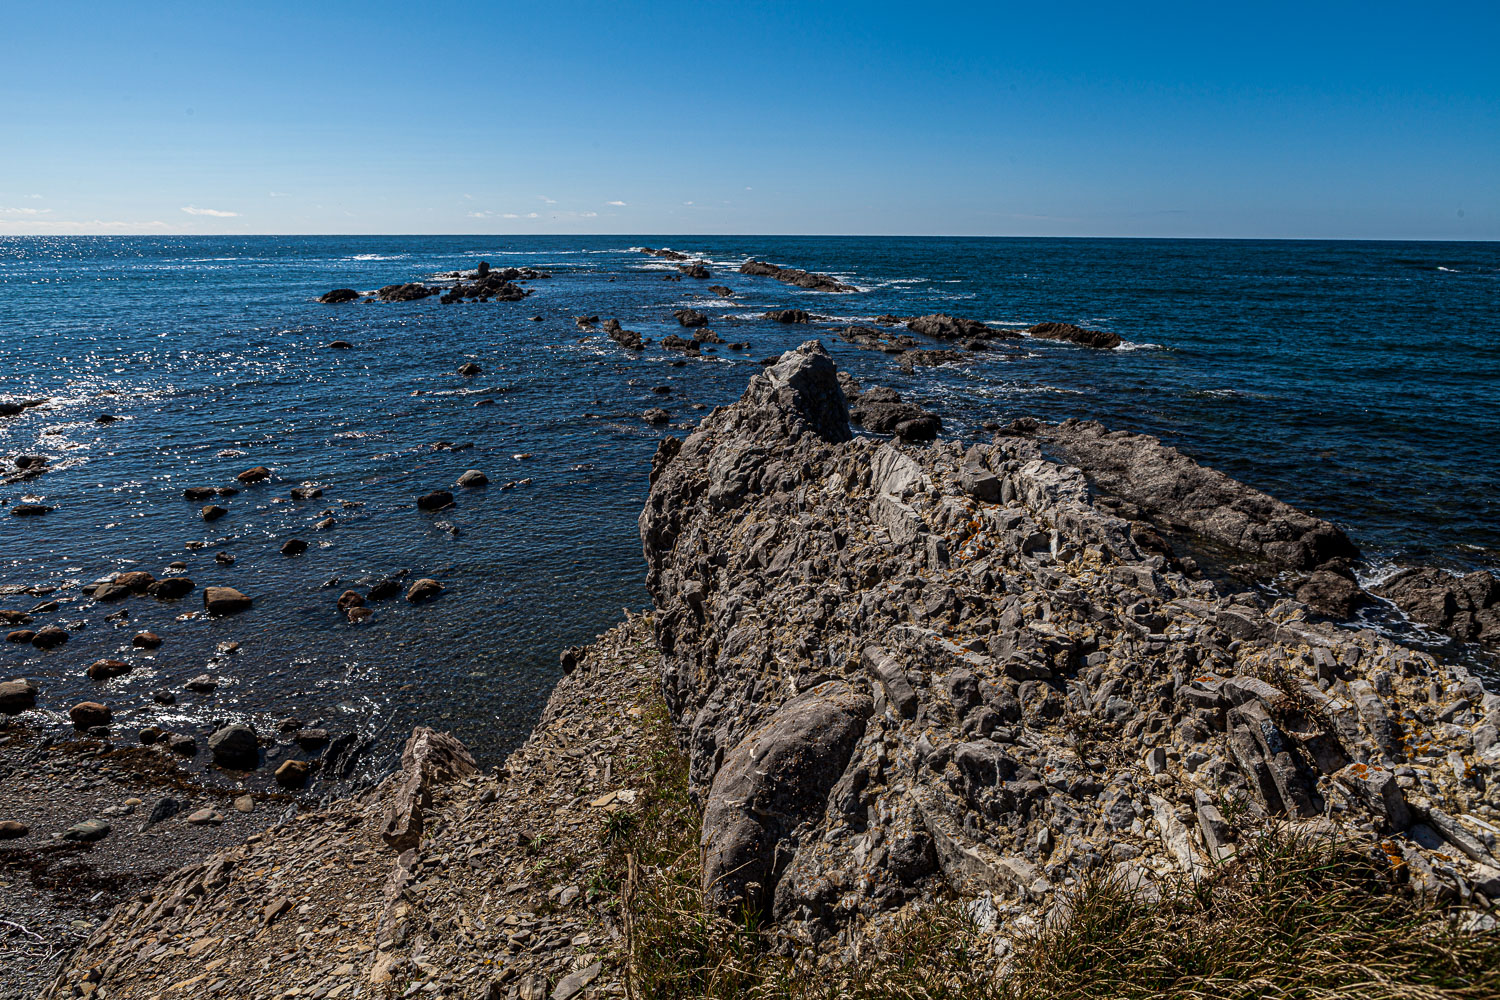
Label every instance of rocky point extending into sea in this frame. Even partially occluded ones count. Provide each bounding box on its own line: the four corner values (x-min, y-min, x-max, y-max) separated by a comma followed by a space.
22, 338, 1499, 999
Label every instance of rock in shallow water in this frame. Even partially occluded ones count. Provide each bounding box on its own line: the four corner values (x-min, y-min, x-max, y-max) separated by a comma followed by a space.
203, 586, 252, 615
0, 678, 39, 713
209, 723, 259, 769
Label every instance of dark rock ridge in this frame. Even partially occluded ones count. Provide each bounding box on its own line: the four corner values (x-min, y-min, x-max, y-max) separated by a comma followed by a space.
639, 247, 690, 261
318, 288, 360, 304
905, 313, 1015, 342
641, 341, 1498, 944
1035, 419, 1362, 615
738, 259, 856, 293
1026, 321, 1122, 349
1376, 568, 1500, 651
840, 374, 942, 442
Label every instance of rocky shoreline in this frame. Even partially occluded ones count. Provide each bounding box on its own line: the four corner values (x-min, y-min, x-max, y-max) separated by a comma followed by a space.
23, 339, 1499, 999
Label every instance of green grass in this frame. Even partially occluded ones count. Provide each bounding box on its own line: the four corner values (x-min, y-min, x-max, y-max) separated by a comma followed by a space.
607, 688, 1500, 1000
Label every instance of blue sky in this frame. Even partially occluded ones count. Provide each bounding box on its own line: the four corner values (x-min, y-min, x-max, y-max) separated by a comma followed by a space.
2, 1, 1495, 238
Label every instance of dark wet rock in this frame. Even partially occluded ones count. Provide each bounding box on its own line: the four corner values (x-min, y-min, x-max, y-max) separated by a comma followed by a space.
765, 309, 811, 324
290, 486, 323, 500
643, 408, 671, 425
0, 678, 39, 714
69, 701, 112, 729
203, 586, 252, 615
7, 630, 36, 644
293, 728, 330, 750
639, 247, 689, 261
405, 578, 444, 603
318, 288, 360, 304
439, 270, 532, 303
201, 504, 227, 521
457, 362, 482, 376
0, 611, 30, 626
147, 577, 194, 600
275, 759, 312, 787
1027, 321, 1122, 349
905, 313, 1012, 341
87, 659, 132, 681
214, 552, 236, 566
1375, 567, 1500, 649
677, 262, 711, 279
660, 334, 697, 353
209, 723, 260, 769
95, 413, 118, 423
849, 386, 942, 442
184, 674, 219, 693
673, 308, 709, 328
132, 631, 163, 649
14, 454, 47, 470
337, 590, 366, 612
0, 399, 45, 418
377, 283, 436, 302
328, 340, 353, 349
281, 539, 308, 556
1294, 570, 1368, 619
12, 504, 52, 516
367, 578, 402, 600
457, 469, 488, 487
417, 490, 455, 511
707, 285, 735, 297
183, 486, 237, 500
237, 466, 272, 484
738, 259, 855, 293
31, 626, 68, 649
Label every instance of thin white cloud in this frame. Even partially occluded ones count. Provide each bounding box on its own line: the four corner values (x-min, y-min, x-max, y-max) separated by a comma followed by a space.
607, 200, 627, 207
467, 211, 493, 218
526, 212, 539, 218
27, 194, 43, 199
580, 211, 598, 218
683, 201, 694, 206
502, 213, 520, 219
268, 191, 291, 198
182, 206, 239, 217
0, 218, 174, 233
1, 207, 51, 215
538, 195, 556, 205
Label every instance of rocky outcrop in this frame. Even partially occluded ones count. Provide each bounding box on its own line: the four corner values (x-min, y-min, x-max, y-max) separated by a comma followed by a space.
640, 247, 690, 261
1035, 419, 1362, 613
1376, 567, 1500, 650
1027, 321, 1122, 349
640, 343, 1499, 949
841, 376, 942, 442
376, 283, 436, 302
318, 288, 360, 303
765, 309, 811, 324
379, 727, 476, 850
905, 313, 1014, 342
738, 259, 855, 293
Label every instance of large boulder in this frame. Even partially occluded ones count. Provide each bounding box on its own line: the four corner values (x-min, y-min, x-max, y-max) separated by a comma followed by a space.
69, 701, 112, 729
318, 288, 360, 304
701, 682, 871, 918
1375, 567, 1500, 648
376, 283, 436, 302
380, 727, 477, 851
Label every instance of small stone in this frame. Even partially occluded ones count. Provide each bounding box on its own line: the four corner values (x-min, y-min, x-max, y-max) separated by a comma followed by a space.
0, 820, 29, 839
202, 586, 251, 615
185, 674, 218, 693
275, 759, 311, 787
457, 362, 482, 376
233, 795, 256, 813
236, 466, 272, 484
186, 808, 224, 826
133, 631, 163, 648
63, 819, 112, 842
457, 470, 488, 488
281, 538, 308, 556
416, 491, 454, 511
86, 659, 132, 681
201, 504, 228, 521
31, 625, 68, 649
214, 552, 236, 566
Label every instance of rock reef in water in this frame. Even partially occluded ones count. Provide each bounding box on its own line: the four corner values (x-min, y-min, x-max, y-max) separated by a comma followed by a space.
739, 258, 856, 293
1027, 321, 1122, 349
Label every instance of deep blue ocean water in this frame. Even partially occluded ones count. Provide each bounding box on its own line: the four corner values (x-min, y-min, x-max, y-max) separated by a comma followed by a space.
1, 236, 1496, 772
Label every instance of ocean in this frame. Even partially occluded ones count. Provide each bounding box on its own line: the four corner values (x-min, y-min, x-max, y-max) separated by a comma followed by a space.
1, 236, 1496, 772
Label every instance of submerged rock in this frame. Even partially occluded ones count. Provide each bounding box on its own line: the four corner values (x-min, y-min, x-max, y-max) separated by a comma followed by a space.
318, 288, 360, 304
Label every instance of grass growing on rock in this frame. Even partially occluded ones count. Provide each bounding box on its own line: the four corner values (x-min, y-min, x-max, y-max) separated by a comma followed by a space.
608, 685, 1500, 1000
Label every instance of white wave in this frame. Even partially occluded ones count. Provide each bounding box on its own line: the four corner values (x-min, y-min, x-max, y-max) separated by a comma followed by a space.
349, 253, 409, 261
1115, 341, 1164, 352
1437, 266, 1459, 272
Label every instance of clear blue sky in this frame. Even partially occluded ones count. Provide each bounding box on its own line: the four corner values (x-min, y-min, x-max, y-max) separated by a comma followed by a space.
2, 1, 1495, 238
